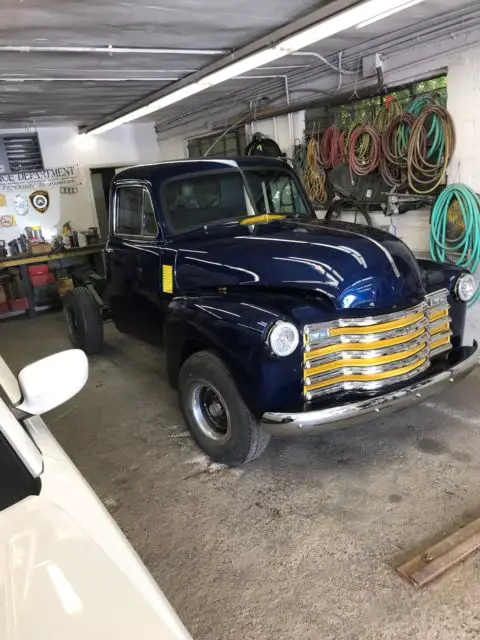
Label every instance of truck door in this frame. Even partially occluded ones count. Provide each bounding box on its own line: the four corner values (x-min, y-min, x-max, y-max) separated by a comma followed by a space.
106, 181, 164, 346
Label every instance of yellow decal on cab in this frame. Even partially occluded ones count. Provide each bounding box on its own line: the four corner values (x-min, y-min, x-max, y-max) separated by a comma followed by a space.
162, 264, 174, 294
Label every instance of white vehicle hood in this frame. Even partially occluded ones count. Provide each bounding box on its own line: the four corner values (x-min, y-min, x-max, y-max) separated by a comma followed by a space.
1, 497, 189, 640
0, 415, 192, 640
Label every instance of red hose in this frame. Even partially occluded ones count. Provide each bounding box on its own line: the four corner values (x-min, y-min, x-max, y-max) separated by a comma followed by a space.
321, 126, 344, 168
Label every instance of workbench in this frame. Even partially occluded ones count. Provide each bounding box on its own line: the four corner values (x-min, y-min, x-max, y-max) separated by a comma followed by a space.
0, 244, 105, 319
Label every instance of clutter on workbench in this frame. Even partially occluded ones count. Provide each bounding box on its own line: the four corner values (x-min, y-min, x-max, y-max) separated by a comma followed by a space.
1, 220, 101, 258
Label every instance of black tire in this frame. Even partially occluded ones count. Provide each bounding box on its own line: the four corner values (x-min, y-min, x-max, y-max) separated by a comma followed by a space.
325, 199, 373, 226
178, 351, 271, 466
63, 287, 104, 354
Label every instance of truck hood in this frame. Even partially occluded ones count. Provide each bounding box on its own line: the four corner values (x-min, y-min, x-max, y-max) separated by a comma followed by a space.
174, 219, 425, 310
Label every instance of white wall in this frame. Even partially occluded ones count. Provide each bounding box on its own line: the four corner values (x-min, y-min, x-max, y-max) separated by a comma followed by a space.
0, 123, 160, 245
445, 44, 480, 344
249, 112, 305, 159
157, 135, 187, 161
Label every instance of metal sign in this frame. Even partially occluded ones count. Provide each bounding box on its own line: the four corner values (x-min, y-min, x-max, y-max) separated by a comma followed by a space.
0, 166, 82, 192
30, 190, 50, 213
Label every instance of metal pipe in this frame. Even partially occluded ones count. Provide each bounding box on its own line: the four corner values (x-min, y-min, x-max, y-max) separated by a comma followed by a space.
235, 66, 384, 124
291, 51, 356, 75
0, 77, 180, 82
0, 45, 228, 55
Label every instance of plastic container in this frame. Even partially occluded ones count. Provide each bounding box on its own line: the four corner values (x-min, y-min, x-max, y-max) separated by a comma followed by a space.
30, 273, 55, 287
28, 265, 49, 277
9, 298, 29, 311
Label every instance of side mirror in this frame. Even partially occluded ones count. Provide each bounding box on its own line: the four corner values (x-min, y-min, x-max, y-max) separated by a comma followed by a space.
16, 350, 88, 415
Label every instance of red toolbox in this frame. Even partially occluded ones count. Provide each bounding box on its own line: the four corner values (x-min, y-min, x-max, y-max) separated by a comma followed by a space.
28, 265, 49, 277
30, 273, 55, 287
8, 297, 29, 312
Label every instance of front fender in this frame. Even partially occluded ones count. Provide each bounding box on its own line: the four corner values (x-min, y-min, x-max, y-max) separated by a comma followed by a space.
164, 293, 319, 417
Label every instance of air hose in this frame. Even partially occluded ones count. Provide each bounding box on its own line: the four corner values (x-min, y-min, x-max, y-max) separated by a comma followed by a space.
380, 113, 416, 187
304, 138, 327, 204
407, 105, 456, 194
374, 95, 403, 133
320, 126, 345, 168
430, 184, 480, 304
348, 124, 381, 178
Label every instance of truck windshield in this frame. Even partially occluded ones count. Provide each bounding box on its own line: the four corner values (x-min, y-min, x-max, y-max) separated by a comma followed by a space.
243, 168, 310, 217
163, 167, 310, 235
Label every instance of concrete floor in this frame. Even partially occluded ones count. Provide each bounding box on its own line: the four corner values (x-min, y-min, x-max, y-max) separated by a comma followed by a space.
2, 312, 480, 639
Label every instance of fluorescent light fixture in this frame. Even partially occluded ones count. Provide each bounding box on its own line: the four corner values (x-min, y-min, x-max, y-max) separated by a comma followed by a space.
356, 0, 424, 27
87, 0, 425, 135
199, 49, 285, 87
274, 0, 425, 52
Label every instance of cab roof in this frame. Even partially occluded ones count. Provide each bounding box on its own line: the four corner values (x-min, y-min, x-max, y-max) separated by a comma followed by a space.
113, 156, 291, 185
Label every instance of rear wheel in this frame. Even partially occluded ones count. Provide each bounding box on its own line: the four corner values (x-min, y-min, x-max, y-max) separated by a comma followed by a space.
63, 287, 104, 354
178, 351, 271, 465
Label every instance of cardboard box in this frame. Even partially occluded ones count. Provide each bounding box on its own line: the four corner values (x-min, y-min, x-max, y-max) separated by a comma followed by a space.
30, 243, 52, 255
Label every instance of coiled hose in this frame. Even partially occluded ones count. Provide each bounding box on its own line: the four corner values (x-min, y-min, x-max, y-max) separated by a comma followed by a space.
374, 95, 403, 133
320, 126, 345, 168
380, 113, 416, 187
430, 184, 480, 304
348, 124, 381, 178
304, 138, 328, 204
408, 105, 456, 194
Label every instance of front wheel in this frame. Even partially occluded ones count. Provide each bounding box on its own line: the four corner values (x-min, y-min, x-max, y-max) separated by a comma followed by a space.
178, 351, 271, 466
63, 287, 104, 354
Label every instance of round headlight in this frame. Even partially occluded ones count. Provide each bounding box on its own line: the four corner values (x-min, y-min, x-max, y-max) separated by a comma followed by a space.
455, 273, 477, 302
268, 321, 299, 357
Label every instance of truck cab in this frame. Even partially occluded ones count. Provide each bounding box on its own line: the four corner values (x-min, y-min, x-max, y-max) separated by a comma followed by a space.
64, 157, 479, 465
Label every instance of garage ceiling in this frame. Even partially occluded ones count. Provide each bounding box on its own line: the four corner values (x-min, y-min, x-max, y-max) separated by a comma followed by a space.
1, 0, 480, 132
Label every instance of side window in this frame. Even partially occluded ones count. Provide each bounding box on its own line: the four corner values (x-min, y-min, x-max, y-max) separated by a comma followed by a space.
116, 186, 143, 235
142, 190, 158, 236
115, 185, 158, 237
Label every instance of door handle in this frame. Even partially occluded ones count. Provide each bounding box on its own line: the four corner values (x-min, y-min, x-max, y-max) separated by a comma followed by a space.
105, 247, 115, 254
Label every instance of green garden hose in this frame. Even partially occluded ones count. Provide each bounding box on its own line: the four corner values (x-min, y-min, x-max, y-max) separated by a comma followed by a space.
430, 184, 480, 304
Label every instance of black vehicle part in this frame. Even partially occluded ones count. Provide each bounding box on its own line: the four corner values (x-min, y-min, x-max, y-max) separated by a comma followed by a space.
71, 265, 107, 299
245, 132, 282, 158
178, 351, 271, 465
63, 286, 104, 354
324, 199, 373, 227
329, 162, 389, 203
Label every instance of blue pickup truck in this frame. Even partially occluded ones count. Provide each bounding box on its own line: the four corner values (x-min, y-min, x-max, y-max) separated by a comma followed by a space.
64, 157, 478, 465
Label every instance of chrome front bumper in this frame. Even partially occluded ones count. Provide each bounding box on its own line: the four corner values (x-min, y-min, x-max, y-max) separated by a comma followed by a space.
260, 341, 479, 437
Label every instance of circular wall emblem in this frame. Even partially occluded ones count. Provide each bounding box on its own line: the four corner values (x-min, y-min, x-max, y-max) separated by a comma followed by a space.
13, 193, 29, 216
0, 215, 14, 227
30, 190, 50, 213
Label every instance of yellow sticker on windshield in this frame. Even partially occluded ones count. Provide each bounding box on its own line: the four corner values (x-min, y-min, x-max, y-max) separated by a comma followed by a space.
240, 214, 286, 225
162, 264, 173, 294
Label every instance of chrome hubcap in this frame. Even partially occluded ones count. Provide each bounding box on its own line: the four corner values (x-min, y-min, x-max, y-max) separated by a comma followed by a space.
190, 382, 231, 443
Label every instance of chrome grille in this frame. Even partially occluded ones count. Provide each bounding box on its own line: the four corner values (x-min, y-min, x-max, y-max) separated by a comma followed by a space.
303, 290, 452, 401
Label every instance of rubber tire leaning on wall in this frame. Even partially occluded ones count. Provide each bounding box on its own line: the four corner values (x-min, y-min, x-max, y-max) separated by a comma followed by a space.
178, 351, 271, 466
324, 199, 373, 227
63, 287, 104, 354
